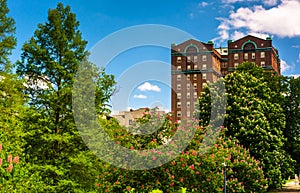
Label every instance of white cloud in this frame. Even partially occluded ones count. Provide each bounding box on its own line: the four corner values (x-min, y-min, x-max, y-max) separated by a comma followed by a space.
289, 74, 300, 78
222, 0, 278, 6
292, 45, 300, 49
133, 94, 147, 99
137, 82, 161, 92
216, 0, 300, 41
24, 75, 50, 90
189, 13, 195, 19
297, 53, 300, 63
230, 30, 246, 40
281, 60, 294, 73
199, 2, 209, 7
221, 0, 254, 3
263, 0, 278, 6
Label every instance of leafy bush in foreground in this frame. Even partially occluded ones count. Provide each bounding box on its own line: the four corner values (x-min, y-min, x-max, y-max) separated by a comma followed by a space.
95, 113, 267, 192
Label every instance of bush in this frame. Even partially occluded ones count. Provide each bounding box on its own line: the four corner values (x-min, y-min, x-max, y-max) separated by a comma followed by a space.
95, 111, 267, 192
0, 143, 42, 192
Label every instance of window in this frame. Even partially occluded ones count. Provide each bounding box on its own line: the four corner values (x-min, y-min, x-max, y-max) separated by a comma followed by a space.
234, 63, 239, 68
187, 56, 192, 62
187, 92, 190, 99
202, 73, 207, 79
244, 53, 248, 60
177, 102, 181, 108
187, 83, 190, 90
194, 92, 198, 98
202, 64, 207, 70
261, 61, 265, 66
193, 74, 197, 80
177, 93, 181, 99
187, 74, 190, 80
187, 101, 190, 108
194, 56, 198, 62
202, 55, 207, 61
252, 53, 255, 59
193, 83, 197, 89
234, 53, 239, 60
260, 52, 265, 58
177, 84, 181, 90
129, 119, 133, 125
194, 64, 198, 69
177, 74, 181, 81
222, 62, 227, 68
187, 65, 191, 70
177, 57, 182, 63
187, 111, 190, 117
202, 82, 207, 88
177, 111, 181, 117
177, 65, 181, 70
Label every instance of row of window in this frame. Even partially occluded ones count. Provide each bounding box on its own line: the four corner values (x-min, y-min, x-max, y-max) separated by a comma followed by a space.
177, 55, 207, 63
234, 61, 266, 68
176, 64, 207, 70
234, 52, 265, 60
176, 73, 207, 81
177, 110, 196, 118
177, 82, 207, 91
176, 91, 199, 99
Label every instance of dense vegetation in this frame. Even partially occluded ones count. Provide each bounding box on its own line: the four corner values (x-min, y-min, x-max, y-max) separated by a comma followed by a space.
0, 1, 299, 192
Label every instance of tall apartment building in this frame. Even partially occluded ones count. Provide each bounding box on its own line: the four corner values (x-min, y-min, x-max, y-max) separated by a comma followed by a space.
171, 35, 281, 121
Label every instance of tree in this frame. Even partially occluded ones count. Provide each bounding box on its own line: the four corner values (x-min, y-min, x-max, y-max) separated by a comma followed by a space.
16, 3, 115, 192
282, 76, 300, 174
197, 62, 294, 189
0, 0, 16, 72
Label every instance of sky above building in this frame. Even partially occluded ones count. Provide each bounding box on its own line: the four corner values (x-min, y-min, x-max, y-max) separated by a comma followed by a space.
8, 0, 300, 113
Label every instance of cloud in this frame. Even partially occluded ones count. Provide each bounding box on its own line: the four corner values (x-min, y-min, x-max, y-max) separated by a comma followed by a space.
292, 45, 300, 49
221, 0, 278, 6
221, 0, 254, 3
133, 94, 147, 99
189, 13, 195, 19
137, 82, 161, 92
199, 2, 209, 7
289, 74, 300, 78
230, 30, 246, 40
263, 0, 278, 6
280, 60, 294, 73
297, 53, 300, 63
216, 0, 300, 41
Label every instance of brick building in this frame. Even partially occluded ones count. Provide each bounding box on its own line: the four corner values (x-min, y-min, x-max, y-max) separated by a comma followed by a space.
171, 35, 281, 121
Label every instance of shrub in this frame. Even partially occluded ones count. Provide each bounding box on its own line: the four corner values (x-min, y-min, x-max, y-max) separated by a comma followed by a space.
95, 111, 267, 192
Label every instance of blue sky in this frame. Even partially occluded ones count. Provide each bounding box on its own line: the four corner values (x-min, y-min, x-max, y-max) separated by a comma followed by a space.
7, 0, 300, 113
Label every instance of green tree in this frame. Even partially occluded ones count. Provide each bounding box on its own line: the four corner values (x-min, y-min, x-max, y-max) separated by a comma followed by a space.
16, 3, 115, 192
282, 76, 300, 174
0, 0, 16, 72
197, 62, 294, 189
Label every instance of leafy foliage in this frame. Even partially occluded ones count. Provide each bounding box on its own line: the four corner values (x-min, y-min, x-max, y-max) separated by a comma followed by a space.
0, 0, 16, 72
96, 112, 266, 193
282, 76, 300, 174
197, 62, 295, 189
15, 3, 115, 192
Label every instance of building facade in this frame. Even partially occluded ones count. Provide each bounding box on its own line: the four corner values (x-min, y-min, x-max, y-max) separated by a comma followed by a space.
171, 35, 281, 121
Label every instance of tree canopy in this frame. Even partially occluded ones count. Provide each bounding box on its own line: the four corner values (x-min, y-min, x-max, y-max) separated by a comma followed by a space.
197, 62, 295, 189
